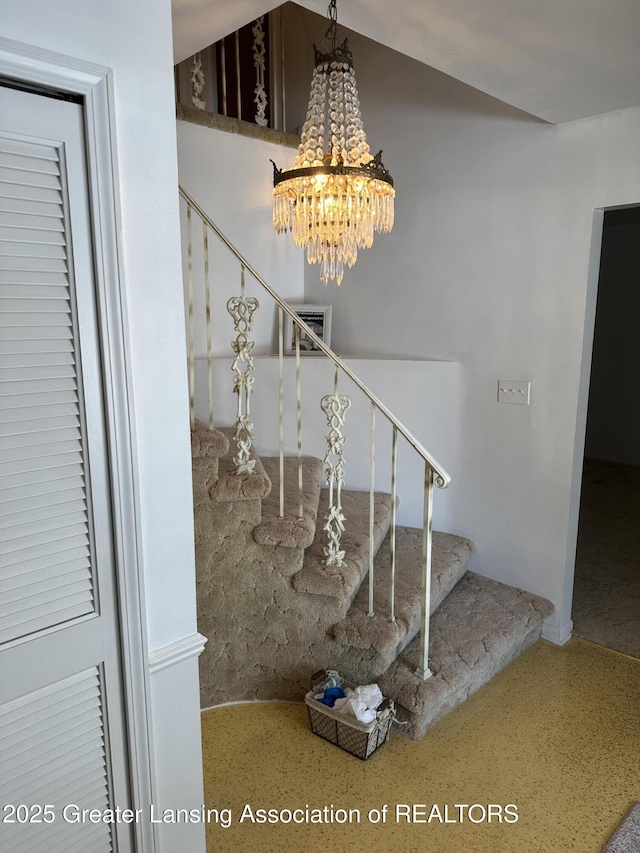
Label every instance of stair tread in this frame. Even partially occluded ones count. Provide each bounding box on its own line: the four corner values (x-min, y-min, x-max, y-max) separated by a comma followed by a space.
191, 419, 229, 458
254, 456, 324, 549
378, 572, 553, 739
333, 531, 474, 662
209, 428, 272, 502
292, 489, 394, 611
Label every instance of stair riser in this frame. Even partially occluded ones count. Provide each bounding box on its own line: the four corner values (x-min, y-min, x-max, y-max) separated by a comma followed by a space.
192, 457, 219, 505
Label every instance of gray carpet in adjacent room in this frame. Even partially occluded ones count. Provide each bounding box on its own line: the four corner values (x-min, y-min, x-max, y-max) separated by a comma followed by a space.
603, 803, 640, 853
572, 459, 640, 659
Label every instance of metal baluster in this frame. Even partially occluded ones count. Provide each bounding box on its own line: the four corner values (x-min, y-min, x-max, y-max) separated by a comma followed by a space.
252, 16, 268, 127
321, 367, 350, 567
280, 11, 287, 132
220, 39, 228, 116
368, 403, 376, 616
191, 53, 206, 110
278, 306, 285, 517
389, 425, 398, 622
203, 222, 213, 429
235, 31, 242, 121
295, 324, 303, 520
227, 265, 258, 473
187, 204, 195, 429
416, 465, 435, 681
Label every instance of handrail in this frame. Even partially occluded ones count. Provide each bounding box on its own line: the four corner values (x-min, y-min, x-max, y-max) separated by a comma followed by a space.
178, 185, 451, 489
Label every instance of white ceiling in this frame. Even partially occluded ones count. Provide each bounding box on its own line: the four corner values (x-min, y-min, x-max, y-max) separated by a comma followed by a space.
172, 0, 640, 124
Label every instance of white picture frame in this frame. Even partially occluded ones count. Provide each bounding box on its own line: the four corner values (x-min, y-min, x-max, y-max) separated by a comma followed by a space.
283, 304, 332, 355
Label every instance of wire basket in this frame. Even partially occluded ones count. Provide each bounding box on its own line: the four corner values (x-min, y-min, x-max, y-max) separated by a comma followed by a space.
305, 671, 395, 761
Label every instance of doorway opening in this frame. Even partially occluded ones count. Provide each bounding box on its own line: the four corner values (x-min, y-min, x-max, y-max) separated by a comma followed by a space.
572, 207, 640, 659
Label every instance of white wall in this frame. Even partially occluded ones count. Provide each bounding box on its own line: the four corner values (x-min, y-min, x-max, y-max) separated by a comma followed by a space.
585, 221, 640, 466
1, 2, 205, 850
176, 121, 305, 355
283, 5, 640, 642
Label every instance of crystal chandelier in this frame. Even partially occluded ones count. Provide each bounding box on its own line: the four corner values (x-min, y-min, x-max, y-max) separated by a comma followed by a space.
272, 0, 394, 286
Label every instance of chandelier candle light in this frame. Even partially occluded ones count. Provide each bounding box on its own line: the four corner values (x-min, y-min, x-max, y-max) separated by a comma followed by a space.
272, 0, 394, 286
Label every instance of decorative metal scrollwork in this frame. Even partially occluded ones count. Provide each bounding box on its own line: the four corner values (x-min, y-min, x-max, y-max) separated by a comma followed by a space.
252, 16, 268, 127
191, 54, 206, 110
227, 285, 259, 474
321, 387, 351, 567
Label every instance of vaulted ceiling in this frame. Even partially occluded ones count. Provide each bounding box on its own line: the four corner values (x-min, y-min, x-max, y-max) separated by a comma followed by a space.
172, 0, 640, 124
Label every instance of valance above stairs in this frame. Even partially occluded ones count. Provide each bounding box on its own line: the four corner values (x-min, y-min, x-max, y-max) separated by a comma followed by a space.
193, 420, 553, 740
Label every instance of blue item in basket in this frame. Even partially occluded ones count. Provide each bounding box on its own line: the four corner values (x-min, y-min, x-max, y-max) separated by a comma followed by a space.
316, 687, 345, 707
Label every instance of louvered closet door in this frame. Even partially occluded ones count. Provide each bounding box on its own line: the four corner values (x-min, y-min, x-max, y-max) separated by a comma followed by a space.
0, 86, 134, 852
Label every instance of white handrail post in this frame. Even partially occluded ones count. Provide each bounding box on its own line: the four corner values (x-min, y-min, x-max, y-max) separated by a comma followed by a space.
186, 204, 195, 429
389, 425, 397, 622
368, 402, 376, 617
295, 324, 303, 520
203, 221, 213, 429
416, 464, 435, 681
278, 307, 285, 516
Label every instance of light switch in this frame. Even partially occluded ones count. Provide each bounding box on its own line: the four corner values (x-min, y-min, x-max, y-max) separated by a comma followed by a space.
498, 380, 530, 405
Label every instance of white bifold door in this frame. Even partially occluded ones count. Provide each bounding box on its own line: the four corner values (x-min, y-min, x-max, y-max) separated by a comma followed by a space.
0, 84, 134, 852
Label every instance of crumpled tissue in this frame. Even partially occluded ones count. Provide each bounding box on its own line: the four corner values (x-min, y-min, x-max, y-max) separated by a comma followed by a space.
333, 683, 384, 724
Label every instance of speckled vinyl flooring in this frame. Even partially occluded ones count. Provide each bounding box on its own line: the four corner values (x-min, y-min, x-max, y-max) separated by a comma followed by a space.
572, 459, 640, 658
201, 638, 640, 853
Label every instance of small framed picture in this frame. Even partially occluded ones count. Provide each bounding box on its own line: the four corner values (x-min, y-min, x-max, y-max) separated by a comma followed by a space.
284, 304, 332, 355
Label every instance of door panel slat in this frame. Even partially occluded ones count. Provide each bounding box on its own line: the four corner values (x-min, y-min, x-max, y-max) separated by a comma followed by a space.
0, 540, 89, 577
0, 449, 83, 476
0, 519, 87, 556
0, 597, 94, 643
0, 399, 77, 423
0, 556, 90, 593
0, 437, 82, 464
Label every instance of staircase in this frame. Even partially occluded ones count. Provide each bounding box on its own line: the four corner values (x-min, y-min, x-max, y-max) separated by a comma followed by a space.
193, 422, 552, 738
182, 187, 553, 740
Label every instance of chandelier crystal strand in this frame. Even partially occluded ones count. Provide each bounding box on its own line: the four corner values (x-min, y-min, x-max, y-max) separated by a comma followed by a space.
272, 0, 394, 286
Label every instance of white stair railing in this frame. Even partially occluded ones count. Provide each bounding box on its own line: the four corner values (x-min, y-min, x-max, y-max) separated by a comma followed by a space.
179, 185, 451, 682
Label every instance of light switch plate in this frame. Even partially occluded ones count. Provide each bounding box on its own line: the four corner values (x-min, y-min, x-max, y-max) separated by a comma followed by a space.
498, 379, 530, 405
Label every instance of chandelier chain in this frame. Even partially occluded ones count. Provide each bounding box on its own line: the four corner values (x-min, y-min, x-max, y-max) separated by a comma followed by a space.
326, 0, 338, 52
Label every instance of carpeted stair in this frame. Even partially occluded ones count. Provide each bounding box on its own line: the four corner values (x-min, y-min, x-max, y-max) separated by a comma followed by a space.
292, 489, 395, 613
378, 572, 553, 739
333, 530, 475, 674
254, 455, 323, 548
192, 425, 553, 739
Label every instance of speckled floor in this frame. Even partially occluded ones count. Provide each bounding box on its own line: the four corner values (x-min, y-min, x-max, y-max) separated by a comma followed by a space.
572, 459, 640, 658
201, 638, 640, 853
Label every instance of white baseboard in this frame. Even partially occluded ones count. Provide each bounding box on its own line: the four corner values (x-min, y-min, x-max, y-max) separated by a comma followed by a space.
201, 698, 303, 713
542, 618, 573, 646
149, 632, 207, 675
